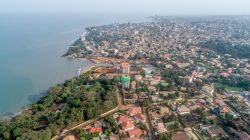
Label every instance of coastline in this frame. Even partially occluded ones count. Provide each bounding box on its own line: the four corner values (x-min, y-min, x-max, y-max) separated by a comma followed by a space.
0, 57, 94, 120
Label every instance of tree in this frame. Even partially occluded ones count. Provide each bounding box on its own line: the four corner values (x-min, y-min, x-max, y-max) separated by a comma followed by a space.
225, 113, 234, 122
39, 128, 52, 140
159, 133, 172, 140
104, 100, 114, 110
12, 128, 22, 138
48, 124, 59, 136
48, 86, 62, 94
3, 132, 10, 139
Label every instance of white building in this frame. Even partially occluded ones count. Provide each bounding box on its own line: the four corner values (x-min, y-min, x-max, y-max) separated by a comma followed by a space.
121, 63, 130, 74
201, 85, 214, 96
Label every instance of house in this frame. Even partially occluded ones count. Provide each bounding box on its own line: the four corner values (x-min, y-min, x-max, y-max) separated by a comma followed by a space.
151, 95, 163, 102
134, 75, 143, 81
207, 127, 228, 138
134, 114, 146, 123
241, 91, 250, 101
121, 121, 135, 131
184, 128, 199, 140
214, 99, 231, 114
189, 105, 200, 111
142, 66, 155, 75
150, 80, 160, 86
177, 105, 190, 115
117, 115, 130, 124
165, 64, 174, 69
127, 107, 142, 116
150, 112, 159, 120
172, 131, 190, 140
63, 135, 76, 140
148, 86, 157, 92
156, 123, 167, 134
150, 76, 161, 85
237, 131, 250, 140
127, 128, 144, 138
158, 106, 170, 116
87, 127, 103, 134
131, 81, 136, 90
176, 62, 190, 68
92, 73, 101, 79
105, 73, 115, 79
201, 85, 214, 96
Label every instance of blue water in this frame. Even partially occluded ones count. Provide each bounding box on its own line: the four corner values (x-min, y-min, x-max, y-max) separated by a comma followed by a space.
0, 13, 148, 116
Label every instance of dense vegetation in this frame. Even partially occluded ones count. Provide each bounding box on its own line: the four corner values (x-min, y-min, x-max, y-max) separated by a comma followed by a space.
63, 37, 86, 56
200, 39, 250, 59
0, 71, 118, 140
207, 75, 250, 92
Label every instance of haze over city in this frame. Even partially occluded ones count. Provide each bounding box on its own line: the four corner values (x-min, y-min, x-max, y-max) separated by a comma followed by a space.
1, 0, 250, 15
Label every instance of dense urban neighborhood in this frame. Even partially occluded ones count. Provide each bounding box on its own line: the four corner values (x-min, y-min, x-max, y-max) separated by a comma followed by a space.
1, 16, 250, 140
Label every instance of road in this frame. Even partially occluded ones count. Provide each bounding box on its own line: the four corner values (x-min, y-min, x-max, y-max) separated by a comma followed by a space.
142, 107, 157, 140
52, 86, 154, 140
51, 107, 119, 140
52, 88, 127, 140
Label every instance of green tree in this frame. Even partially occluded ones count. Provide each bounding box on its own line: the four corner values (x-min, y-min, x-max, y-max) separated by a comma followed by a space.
48, 86, 62, 94
12, 128, 22, 138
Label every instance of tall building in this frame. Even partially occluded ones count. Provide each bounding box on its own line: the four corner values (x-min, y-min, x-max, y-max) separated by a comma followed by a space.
121, 63, 130, 74
121, 76, 131, 89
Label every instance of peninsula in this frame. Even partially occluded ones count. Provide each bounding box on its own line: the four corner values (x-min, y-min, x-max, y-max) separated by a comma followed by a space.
1, 16, 250, 140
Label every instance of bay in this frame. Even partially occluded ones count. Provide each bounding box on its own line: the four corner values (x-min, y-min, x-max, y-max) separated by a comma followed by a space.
0, 13, 148, 116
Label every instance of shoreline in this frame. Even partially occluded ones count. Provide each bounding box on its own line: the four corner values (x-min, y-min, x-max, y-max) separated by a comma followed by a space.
0, 57, 94, 120
0, 57, 114, 120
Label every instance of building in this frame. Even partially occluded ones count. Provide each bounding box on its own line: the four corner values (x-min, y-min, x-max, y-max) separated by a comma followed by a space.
201, 85, 214, 96
121, 62, 130, 74
121, 121, 135, 131
131, 81, 136, 90
63, 135, 76, 140
134, 75, 143, 81
156, 123, 168, 134
172, 131, 190, 140
237, 131, 250, 140
121, 76, 131, 89
241, 91, 250, 101
134, 114, 146, 123
116, 115, 135, 131
127, 128, 144, 138
87, 127, 103, 134
177, 105, 190, 115
207, 127, 228, 138
127, 107, 142, 116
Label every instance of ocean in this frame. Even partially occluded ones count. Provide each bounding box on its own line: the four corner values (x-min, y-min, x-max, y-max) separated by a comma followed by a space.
0, 13, 148, 117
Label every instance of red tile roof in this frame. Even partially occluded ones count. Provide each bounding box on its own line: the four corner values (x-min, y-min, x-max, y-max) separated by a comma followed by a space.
127, 128, 143, 138
127, 107, 142, 116
121, 63, 130, 67
117, 115, 130, 124
134, 114, 146, 122
87, 127, 103, 134
121, 121, 134, 131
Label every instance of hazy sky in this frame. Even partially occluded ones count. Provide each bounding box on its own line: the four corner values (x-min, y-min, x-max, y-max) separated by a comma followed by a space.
1, 0, 250, 15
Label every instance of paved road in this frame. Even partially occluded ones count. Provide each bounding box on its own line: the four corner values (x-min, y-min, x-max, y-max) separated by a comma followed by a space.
52, 87, 149, 140
52, 88, 127, 140
142, 107, 157, 140
51, 107, 119, 140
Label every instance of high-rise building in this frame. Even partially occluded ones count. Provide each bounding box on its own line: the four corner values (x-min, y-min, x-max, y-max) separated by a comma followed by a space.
121, 63, 130, 74
121, 76, 131, 89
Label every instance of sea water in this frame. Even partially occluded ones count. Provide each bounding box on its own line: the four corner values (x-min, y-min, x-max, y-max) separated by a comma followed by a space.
0, 13, 148, 117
